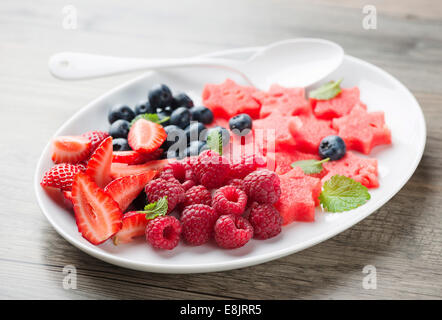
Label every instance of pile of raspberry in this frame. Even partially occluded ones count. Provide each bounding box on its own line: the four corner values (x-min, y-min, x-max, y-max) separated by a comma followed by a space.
144, 150, 283, 250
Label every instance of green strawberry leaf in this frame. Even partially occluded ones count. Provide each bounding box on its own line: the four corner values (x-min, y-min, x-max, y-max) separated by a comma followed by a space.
139, 196, 168, 220
291, 158, 330, 174
206, 129, 223, 155
130, 113, 170, 127
319, 175, 371, 212
309, 79, 343, 100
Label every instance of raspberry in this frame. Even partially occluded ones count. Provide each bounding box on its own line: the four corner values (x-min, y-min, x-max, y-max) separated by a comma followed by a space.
214, 215, 253, 249
145, 216, 181, 250
182, 185, 212, 208
229, 154, 267, 179
159, 161, 186, 183
182, 179, 196, 191
181, 204, 217, 245
81, 130, 110, 152
193, 150, 230, 189
226, 178, 246, 192
243, 169, 281, 204
248, 203, 282, 239
144, 178, 185, 213
212, 186, 247, 216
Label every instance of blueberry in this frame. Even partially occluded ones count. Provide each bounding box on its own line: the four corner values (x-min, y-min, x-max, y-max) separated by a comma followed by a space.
206, 126, 230, 146
185, 140, 206, 157
108, 105, 135, 124
112, 138, 130, 151
134, 100, 154, 115
109, 119, 130, 138
172, 93, 194, 109
318, 135, 346, 161
162, 125, 185, 150
229, 113, 252, 136
157, 111, 171, 127
148, 84, 173, 109
190, 106, 213, 124
170, 107, 191, 129
185, 122, 206, 143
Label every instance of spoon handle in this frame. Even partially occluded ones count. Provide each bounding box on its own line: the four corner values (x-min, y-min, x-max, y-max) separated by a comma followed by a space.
48, 52, 243, 80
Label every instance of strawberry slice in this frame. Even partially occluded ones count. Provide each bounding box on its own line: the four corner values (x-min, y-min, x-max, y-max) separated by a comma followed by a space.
86, 136, 113, 188
112, 211, 149, 245
40, 163, 84, 191
81, 130, 110, 153
104, 171, 156, 212
112, 148, 163, 165
51, 136, 91, 164
71, 172, 123, 245
111, 159, 168, 179
128, 119, 167, 154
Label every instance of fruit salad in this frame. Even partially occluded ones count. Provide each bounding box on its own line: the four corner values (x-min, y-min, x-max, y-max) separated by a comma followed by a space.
40, 79, 391, 250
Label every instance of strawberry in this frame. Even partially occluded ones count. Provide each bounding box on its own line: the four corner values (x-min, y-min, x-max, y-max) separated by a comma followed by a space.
40, 163, 83, 191
112, 211, 148, 245
71, 172, 123, 245
128, 119, 167, 154
62, 190, 73, 208
111, 159, 168, 179
51, 136, 91, 164
81, 130, 110, 153
104, 171, 156, 212
112, 149, 163, 165
86, 136, 113, 188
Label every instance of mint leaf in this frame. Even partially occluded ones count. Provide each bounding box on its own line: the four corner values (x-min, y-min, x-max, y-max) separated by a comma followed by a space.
291, 158, 329, 174
319, 175, 370, 212
206, 129, 223, 155
309, 79, 343, 100
130, 113, 170, 127
139, 196, 168, 220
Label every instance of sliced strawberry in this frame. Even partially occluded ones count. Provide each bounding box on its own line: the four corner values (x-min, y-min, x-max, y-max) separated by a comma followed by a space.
86, 136, 113, 188
112, 148, 163, 165
81, 130, 110, 153
128, 119, 167, 154
51, 136, 91, 164
71, 172, 122, 245
112, 211, 149, 245
40, 163, 83, 191
111, 159, 169, 179
104, 171, 156, 212
62, 190, 74, 209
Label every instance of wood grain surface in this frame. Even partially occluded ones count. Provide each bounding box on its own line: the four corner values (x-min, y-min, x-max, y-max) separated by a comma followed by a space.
1, 0, 441, 299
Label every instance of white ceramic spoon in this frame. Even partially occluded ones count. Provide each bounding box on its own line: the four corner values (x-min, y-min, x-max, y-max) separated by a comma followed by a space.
48, 38, 343, 89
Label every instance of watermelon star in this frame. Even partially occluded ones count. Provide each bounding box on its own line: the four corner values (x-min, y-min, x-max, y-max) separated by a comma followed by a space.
332, 106, 392, 154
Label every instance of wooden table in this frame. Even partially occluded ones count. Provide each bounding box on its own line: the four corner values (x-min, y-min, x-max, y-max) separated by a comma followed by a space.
1, 0, 441, 299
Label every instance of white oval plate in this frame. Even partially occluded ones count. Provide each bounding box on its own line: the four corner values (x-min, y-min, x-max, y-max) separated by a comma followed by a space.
35, 46, 426, 273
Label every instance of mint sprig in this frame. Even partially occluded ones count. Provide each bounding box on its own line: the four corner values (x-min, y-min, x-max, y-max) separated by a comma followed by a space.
130, 113, 170, 127
291, 158, 329, 175
319, 175, 371, 212
309, 79, 343, 100
206, 130, 223, 155
138, 196, 168, 220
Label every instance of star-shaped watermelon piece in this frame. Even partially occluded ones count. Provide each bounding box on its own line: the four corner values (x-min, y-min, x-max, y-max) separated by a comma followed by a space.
311, 87, 366, 119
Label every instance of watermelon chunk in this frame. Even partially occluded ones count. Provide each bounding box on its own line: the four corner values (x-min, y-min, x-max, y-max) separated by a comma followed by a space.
321, 151, 379, 188
275, 167, 321, 224
266, 147, 320, 175
332, 106, 392, 154
202, 79, 261, 119
311, 87, 366, 120
288, 115, 337, 154
252, 84, 310, 118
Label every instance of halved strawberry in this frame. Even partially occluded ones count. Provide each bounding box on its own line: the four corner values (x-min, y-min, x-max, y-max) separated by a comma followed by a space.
112, 211, 148, 245
40, 163, 84, 191
71, 172, 123, 245
86, 136, 113, 188
62, 190, 74, 209
111, 159, 169, 179
81, 130, 110, 153
51, 136, 91, 164
128, 119, 167, 154
104, 171, 156, 212
112, 148, 163, 165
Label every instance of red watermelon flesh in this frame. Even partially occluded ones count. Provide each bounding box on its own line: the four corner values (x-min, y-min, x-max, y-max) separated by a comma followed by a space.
332, 106, 392, 154
252, 84, 310, 118
321, 151, 379, 188
202, 79, 261, 119
311, 87, 366, 120
266, 147, 320, 175
275, 167, 321, 224
288, 115, 337, 154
